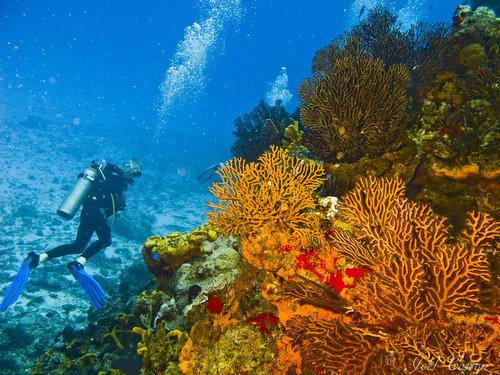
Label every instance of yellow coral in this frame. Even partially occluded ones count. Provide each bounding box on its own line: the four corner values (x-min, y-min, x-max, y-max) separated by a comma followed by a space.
142, 224, 217, 276
432, 163, 480, 180
132, 324, 188, 373
208, 146, 324, 247
168, 329, 188, 341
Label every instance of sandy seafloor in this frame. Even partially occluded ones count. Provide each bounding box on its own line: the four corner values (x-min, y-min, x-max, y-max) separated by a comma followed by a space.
0, 118, 213, 372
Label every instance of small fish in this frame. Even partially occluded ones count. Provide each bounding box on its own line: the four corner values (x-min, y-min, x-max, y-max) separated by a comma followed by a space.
151, 252, 159, 261
358, 5, 366, 18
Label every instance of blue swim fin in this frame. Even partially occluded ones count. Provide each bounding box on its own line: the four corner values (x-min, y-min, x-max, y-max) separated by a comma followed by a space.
0, 258, 32, 311
67, 261, 106, 309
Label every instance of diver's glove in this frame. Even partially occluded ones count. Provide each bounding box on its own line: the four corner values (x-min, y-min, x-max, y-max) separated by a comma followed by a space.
0, 252, 38, 311
67, 261, 106, 309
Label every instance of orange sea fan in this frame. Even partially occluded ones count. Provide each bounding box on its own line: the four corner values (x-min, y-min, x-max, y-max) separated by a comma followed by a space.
387, 321, 498, 373
286, 316, 388, 374
207, 146, 325, 247
332, 177, 497, 323
339, 175, 405, 230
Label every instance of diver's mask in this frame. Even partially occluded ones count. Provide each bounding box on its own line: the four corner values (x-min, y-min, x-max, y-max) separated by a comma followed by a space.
122, 159, 143, 183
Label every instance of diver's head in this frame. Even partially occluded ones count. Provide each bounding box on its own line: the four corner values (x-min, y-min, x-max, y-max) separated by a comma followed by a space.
122, 159, 143, 183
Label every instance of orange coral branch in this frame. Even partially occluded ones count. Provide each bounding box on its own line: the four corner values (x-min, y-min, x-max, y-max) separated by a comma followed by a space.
463, 211, 500, 251
339, 176, 405, 230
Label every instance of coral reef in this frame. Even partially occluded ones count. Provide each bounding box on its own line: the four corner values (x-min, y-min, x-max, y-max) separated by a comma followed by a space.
472, 1, 500, 15
177, 267, 282, 375
132, 323, 187, 374
174, 235, 243, 322
298, 6, 434, 199
281, 120, 310, 158
319, 6, 454, 97
322, 141, 417, 197
29, 231, 244, 375
265, 177, 499, 374
231, 100, 298, 161
31, 6, 500, 375
407, 5, 500, 221
301, 5, 498, 220
334, 177, 497, 320
206, 151, 499, 373
348, 6, 415, 67
179, 323, 278, 374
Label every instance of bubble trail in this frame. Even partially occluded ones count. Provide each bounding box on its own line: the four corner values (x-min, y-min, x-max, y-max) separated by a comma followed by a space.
265, 66, 292, 107
157, 0, 241, 136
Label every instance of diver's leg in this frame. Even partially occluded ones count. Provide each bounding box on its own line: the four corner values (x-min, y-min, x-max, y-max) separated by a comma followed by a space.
78, 209, 111, 262
66, 207, 109, 309
33, 207, 94, 266
66, 208, 109, 309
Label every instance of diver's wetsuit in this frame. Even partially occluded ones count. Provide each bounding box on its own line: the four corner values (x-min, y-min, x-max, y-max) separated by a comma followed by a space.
46, 164, 128, 260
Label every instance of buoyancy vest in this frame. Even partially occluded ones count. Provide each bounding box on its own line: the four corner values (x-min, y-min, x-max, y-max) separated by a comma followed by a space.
84, 164, 128, 217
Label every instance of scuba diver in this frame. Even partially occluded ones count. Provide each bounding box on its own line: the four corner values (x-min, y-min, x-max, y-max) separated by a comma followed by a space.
0, 159, 143, 311
196, 161, 225, 183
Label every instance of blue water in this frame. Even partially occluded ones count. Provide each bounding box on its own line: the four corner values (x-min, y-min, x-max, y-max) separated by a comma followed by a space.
1, 0, 462, 156
0, 0, 467, 372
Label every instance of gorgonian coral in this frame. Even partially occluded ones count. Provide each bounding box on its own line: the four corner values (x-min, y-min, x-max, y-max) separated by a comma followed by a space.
299, 53, 410, 162
286, 316, 387, 374
207, 146, 324, 247
333, 176, 497, 323
350, 5, 415, 67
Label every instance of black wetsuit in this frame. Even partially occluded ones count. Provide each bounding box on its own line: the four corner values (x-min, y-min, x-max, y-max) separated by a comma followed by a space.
46, 163, 128, 260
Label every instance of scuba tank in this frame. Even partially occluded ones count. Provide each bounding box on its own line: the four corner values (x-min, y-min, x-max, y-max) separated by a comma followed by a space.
57, 161, 101, 219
